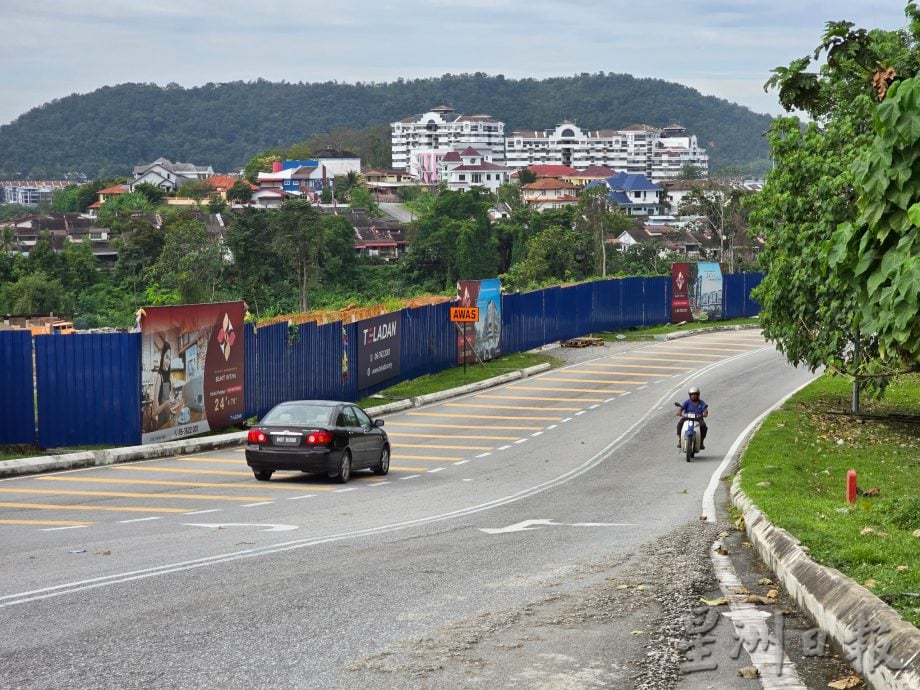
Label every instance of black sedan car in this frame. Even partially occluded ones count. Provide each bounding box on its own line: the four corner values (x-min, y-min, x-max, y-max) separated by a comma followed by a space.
245, 400, 389, 483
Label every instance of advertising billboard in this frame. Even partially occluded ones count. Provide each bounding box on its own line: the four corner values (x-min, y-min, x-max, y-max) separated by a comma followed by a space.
357, 312, 401, 389
139, 302, 245, 444
457, 279, 502, 364
671, 262, 724, 323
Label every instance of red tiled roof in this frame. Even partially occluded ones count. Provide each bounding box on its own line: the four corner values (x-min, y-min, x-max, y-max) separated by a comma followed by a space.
451, 162, 508, 172
527, 165, 579, 177
575, 165, 615, 177
97, 184, 128, 195
207, 174, 253, 191
523, 178, 577, 190
459, 147, 480, 157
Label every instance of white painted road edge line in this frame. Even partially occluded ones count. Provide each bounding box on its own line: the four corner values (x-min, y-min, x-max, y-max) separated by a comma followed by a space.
701, 376, 817, 522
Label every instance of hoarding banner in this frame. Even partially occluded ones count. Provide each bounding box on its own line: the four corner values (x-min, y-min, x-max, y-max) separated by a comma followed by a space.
140, 302, 245, 444
671, 263, 691, 323
357, 312, 401, 389
671, 262, 724, 323
457, 279, 502, 364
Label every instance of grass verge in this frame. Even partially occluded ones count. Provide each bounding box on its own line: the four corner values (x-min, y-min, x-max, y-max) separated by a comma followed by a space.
740, 373, 920, 626
356, 351, 562, 408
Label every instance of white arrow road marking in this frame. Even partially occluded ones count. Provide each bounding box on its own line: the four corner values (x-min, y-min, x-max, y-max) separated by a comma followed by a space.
183, 523, 298, 532
479, 519, 633, 534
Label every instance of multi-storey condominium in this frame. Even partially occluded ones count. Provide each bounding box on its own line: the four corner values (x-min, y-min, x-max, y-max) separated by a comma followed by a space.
391, 105, 506, 183
504, 122, 708, 182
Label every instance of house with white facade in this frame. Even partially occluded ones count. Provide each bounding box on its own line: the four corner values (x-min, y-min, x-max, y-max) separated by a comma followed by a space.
520, 178, 579, 211
442, 147, 511, 193
587, 171, 666, 217
131, 158, 214, 192
391, 105, 506, 182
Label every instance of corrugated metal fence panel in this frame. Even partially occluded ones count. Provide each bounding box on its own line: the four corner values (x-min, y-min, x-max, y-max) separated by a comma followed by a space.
723, 272, 764, 319
542, 287, 561, 344
621, 278, 646, 328
643, 276, 671, 326
594, 279, 623, 331
574, 282, 595, 336
557, 286, 580, 341
500, 292, 523, 355
521, 290, 547, 352
0, 330, 36, 445
243, 322, 292, 420
398, 302, 456, 385
36, 334, 141, 449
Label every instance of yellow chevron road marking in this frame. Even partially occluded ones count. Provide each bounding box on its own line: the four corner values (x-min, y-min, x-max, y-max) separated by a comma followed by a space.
0, 518, 95, 526
391, 454, 464, 461
443, 403, 581, 411
540, 376, 649, 385
407, 412, 561, 421
386, 432, 519, 440
0, 502, 190, 513
513, 386, 626, 394
477, 394, 604, 403
384, 422, 542, 430
113, 466, 252, 477
395, 443, 493, 450
591, 362, 688, 370
38, 476, 337, 491
0, 488, 270, 502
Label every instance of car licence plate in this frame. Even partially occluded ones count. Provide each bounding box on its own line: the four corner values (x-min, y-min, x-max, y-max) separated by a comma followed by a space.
274, 435, 300, 445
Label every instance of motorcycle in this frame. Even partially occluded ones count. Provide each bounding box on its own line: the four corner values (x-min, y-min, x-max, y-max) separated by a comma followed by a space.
674, 402, 702, 462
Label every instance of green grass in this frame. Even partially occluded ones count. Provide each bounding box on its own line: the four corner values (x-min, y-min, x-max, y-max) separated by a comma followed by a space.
740, 373, 920, 626
357, 352, 562, 408
595, 316, 760, 341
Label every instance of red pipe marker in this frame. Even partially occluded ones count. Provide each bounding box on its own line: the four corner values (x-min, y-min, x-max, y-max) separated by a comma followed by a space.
846, 469, 857, 505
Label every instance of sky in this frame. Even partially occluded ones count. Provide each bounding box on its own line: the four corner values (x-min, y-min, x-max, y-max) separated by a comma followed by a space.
0, 1, 909, 127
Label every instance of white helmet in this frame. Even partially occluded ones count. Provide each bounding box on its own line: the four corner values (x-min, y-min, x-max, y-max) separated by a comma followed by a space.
688, 386, 700, 395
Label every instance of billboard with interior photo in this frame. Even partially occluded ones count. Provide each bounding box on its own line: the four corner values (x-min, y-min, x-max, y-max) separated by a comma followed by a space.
139, 302, 245, 444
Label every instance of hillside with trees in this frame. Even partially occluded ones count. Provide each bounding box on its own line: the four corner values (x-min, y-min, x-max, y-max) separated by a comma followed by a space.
0, 73, 773, 179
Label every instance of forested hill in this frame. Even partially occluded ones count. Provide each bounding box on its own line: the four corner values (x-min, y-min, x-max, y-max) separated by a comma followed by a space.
0, 72, 775, 179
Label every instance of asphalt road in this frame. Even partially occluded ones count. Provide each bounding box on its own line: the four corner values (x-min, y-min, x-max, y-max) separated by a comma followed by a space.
0, 332, 853, 689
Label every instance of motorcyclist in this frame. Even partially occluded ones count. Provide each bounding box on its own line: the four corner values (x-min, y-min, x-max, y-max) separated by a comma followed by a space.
676, 386, 708, 449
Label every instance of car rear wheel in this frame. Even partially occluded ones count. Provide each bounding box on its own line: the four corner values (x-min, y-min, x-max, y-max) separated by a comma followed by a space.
372, 446, 390, 476
330, 451, 352, 484
254, 469, 274, 481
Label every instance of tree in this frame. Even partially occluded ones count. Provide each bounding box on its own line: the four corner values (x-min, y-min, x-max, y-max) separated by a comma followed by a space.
0, 271, 70, 314
179, 180, 216, 206
347, 185, 379, 216
97, 191, 154, 224
676, 163, 704, 180
270, 200, 324, 311
518, 169, 538, 184
574, 186, 632, 277
752, 4, 920, 396
501, 224, 590, 289
226, 180, 254, 205
207, 194, 228, 214
133, 182, 166, 205
146, 214, 223, 304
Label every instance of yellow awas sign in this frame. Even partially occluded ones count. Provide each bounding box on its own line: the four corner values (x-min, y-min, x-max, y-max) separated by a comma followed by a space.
450, 307, 479, 323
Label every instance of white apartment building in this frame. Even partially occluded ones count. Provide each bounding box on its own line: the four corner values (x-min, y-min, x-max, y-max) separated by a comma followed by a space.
504, 122, 708, 182
391, 105, 505, 182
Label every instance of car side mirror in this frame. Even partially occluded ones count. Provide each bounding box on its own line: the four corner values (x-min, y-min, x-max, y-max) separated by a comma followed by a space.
373, 419, 385, 428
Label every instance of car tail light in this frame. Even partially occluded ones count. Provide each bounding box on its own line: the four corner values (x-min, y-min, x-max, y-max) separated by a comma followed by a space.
248, 429, 267, 444
305, 430, 333, 445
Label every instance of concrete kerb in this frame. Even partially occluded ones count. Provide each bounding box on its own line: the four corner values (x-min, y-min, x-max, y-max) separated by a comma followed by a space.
0, 364, 552, 479
655, 323, 761, 340
731, 475, 920, 690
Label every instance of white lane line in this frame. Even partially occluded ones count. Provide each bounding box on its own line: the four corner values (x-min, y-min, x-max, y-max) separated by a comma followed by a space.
475, 453, 492, 458
367, 482, 390, 488
333, 488, 357, 494
655, 379, 666, 384
184, 509, 222, 515
575, 410, 586, 416
531, 431, 544, 437
287, 494, 316, 500
638, 385, 648, 390
589, 404, 600, 410
428, 468, 445, 473
453, 460, 469, 466
119, 517, 162, 524
497, 445, 512, 451
400, 474, 421, 480
546, 424, 559, 430
561, 417, 573, 423
39, 525, 88, 532
604, 397, 616, 403
242, 501, 273, 507
462, 478, 473, 482
619, 391, 631, 397
514, 439, 528, 444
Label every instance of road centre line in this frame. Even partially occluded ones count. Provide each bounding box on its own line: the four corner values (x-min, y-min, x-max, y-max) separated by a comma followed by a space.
119, 517, 162, 523
454, 460, 470, 465
575, 410, 587, 416
639, 385, 648, 390
604, 397, 616, 403
477, 394, 604, 403
0, 519, 93, 527
395, 443, 492, 450
40, 525, 89, 531
0, 501, 189, 514
473, 454, 489, 459
531, 431, 544, 436
589, 405, 600, 409
0, 346, 772, 610
383, 422, 542, 431
38, 476, 336, 492
113, 466, 253, 477
286, 494, 317, 499
497, 445, 512, 451
514, 438, 528, 444
444, 402, 581, 412
619, 391, 632, 396
561, 417, 573, 423
242, 501, 273, 507
388, 432, 517, 440
332, 488, 357, 494
513, 386, 626, 394
399, 475, 421, 480
184, 509, 222, 515
407, 411, 562, 421
546, 424, 558, 430
0, 488, 270, 502
427, 468, 445, 473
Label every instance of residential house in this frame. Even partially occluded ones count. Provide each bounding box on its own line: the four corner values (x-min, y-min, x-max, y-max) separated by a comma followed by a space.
520, 178, 579, 211
442, 147, 511, 193
565, 165, 616, 188
131, 158, 214, 192
614, 223, 718, 259
0, 213, 118, 266
206, 175, 256, 205
87, 183, 130, 215
1, 180, 71, 206
588, 172, 665, 217
363, 169, 421, 201
334, 207, 408, 260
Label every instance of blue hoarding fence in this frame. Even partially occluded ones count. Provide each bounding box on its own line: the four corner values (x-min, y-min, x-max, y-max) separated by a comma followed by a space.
2, 272, 762, 448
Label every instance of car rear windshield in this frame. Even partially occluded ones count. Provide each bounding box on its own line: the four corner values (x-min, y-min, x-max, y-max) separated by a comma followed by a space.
263, 405, 334, 426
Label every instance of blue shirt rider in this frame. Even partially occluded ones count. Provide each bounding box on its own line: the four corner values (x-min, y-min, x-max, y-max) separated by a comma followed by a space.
677, 386, 708, 449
